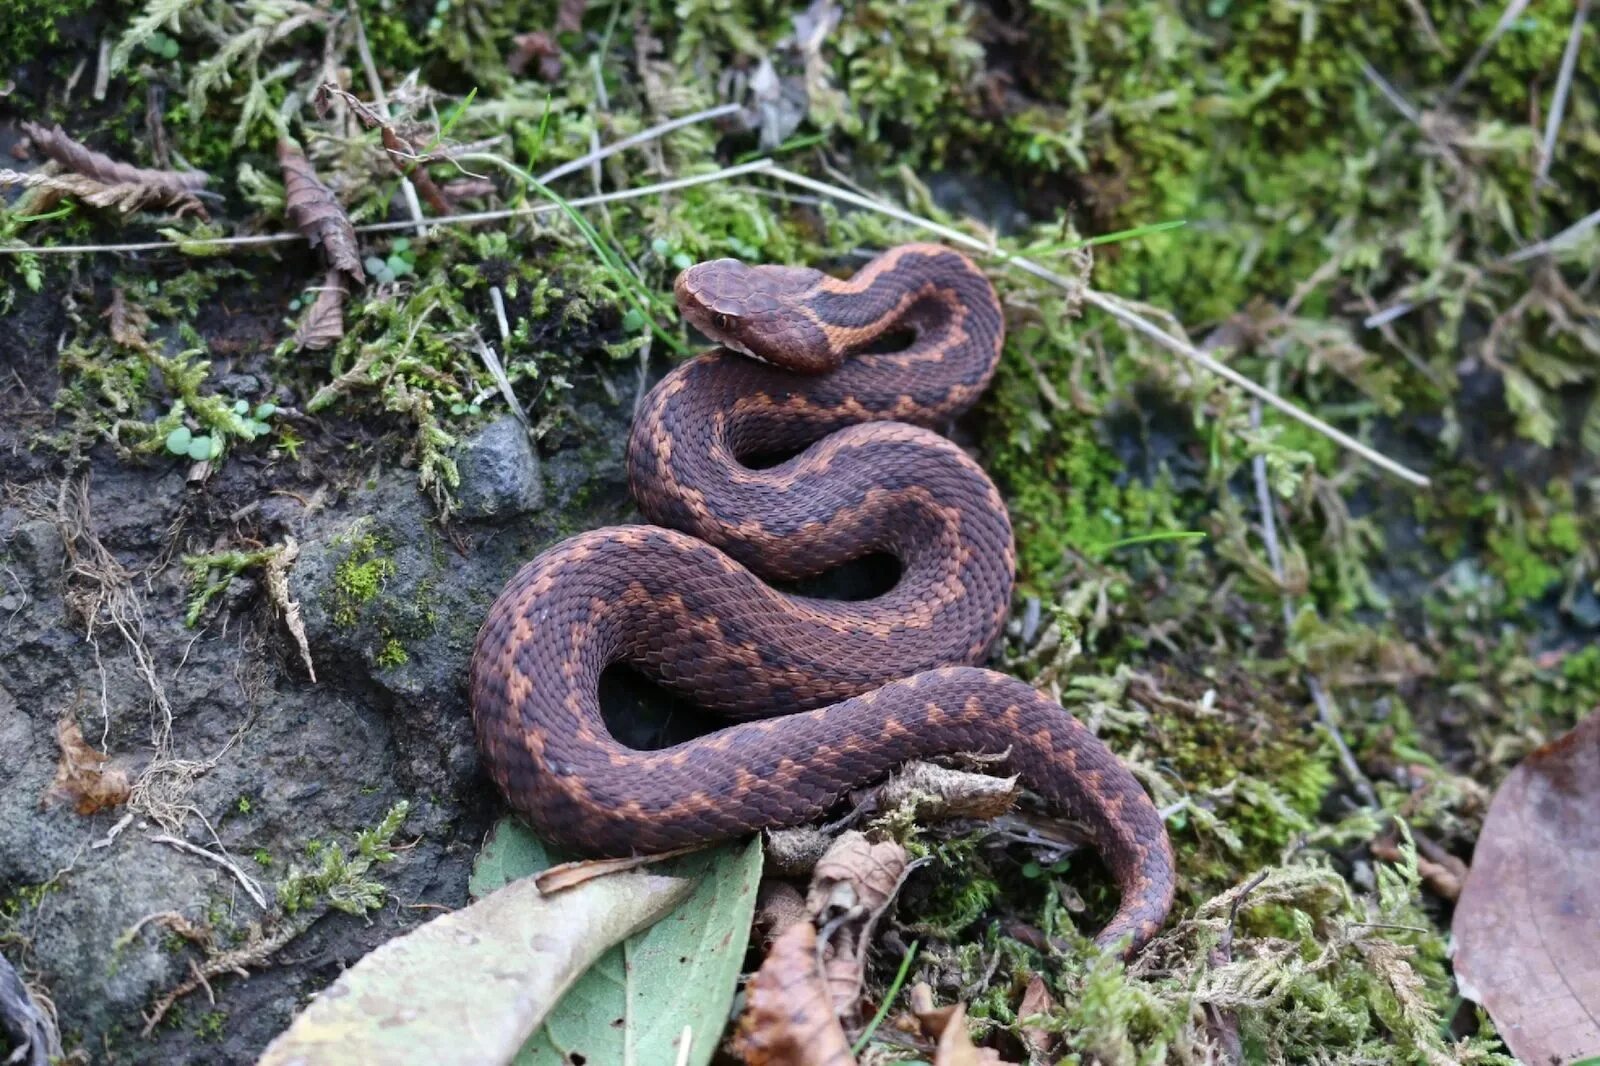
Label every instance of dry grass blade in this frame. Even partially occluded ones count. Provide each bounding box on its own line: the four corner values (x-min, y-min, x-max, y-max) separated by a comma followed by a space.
277, 141, 365, 281
292, 272, 349, 352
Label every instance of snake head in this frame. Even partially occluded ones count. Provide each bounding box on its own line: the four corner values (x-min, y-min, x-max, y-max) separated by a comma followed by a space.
674, 259, 842, 374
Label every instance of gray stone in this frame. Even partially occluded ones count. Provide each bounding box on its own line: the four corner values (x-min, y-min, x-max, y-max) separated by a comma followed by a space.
453, 417, 544, 520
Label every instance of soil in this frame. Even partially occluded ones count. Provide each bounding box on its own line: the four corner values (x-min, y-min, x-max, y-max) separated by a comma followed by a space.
0, 269, 648, 1062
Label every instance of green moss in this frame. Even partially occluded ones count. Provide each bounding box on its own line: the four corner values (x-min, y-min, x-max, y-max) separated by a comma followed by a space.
277, 801, 410, 916
330, 533, 397, 630
375, 637, 410, 669
0, 0, 102, 68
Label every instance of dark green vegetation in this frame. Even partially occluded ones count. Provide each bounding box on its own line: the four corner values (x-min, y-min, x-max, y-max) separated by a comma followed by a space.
2, 0, 1596, 1061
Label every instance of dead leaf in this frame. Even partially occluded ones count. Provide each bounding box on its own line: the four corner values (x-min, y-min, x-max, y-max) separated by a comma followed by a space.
532, 842, 705, 894
1015, 975, 1056, 1059
556, 0, 588, 33
105, 288, 153, 351
1372, 827, 1466, 902
258, 868, 694, 1065
856, 760, 1021, 823
508, 31, 563, 81
277, 141, 365, 282
755, 882, 808, 943
909, 984, 1016, 1066
807, 832, 908, 920
19, 121, 207, 216
806, 832, 911, 1017
263, 538, 315, 682
44, 714, 130, 815
292, 271, 349, 352
1453, 709, 1600, 1066
733, 921, 856, 1066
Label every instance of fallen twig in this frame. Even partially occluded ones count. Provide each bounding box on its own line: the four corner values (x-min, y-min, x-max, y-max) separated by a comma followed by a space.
1536, 0, 1590, 185
149, 834, 269, 909
1249, 402, 1378, 808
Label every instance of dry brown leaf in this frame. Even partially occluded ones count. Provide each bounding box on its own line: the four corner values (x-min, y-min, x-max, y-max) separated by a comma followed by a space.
556, 0, 588, 33
806, 832, 911, 1017
908, 984, 1015, 1066
263, 538, 316, 682
755, 882, 808, 944
0, 168, 202, 217
807, 832, 908, 919
293, 272, 349, 352
44, 714, 131, 815
508, 31, 563, 81
1453, 709, 1600, 1066
277, 141, 365, 282
733, 921, 856, 1066
106, 288, 154, 351
1015, 975, 1056, 1059
19, 121, 208, 216
314, 83, 452, 215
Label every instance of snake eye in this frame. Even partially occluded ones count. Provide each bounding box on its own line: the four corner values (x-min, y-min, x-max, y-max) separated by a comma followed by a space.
712, 313, 731, 332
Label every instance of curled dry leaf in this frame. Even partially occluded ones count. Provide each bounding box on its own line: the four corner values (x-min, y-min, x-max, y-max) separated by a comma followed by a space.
106, 288, 154, 351
1453, 709, 1600, 1066
44, 714, 131, 815
277, 141, 365, 282
19, 121, 208, 216
858, 760, 1021, 823
263, 538, 316, 682
909, 984, 1016, 1066
733, 921, 856, 1066
807, 832, 911, 1016
1015, 975, 1056, 1059
313, 83, 452, 215
292, 271, 350, 352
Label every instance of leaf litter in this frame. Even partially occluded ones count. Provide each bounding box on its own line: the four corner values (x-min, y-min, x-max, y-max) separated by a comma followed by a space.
1452, 708, 1600, 1066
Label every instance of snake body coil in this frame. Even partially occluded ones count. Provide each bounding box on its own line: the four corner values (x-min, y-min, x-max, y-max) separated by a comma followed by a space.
469, 243, 1176, 950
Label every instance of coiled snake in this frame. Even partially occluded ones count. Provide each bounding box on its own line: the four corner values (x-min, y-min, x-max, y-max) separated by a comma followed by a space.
469, 243, 1176, 951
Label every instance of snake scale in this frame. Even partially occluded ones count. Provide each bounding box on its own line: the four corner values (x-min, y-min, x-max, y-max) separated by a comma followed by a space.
469, 243, 1176, 951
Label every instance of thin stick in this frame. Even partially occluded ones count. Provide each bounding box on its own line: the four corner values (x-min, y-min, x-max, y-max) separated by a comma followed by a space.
1504, 205, 1600, 263
535, 103, 742, 185
1537, 0, 1591, 185
764, 165, 1432, 488
149, 834, 269, 909
1442, 0, 1532, 103
352, 10, 427, 238
1249, 402, 1379, 808
0, 159, 777, 256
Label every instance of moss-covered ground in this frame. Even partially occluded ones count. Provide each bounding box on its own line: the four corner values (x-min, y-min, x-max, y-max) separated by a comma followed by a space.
3, 0, 1597, 1061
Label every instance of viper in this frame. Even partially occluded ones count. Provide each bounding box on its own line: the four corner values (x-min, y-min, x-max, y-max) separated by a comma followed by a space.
469, 243, 1176, 951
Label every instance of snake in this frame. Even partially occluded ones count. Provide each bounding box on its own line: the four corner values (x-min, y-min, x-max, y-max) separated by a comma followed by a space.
468, 243, 1176, 952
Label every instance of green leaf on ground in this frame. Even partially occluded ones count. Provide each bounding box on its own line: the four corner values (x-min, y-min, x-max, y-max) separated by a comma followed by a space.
469, 818, 765, 1066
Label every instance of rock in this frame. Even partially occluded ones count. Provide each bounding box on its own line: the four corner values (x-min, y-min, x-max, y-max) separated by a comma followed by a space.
454, 417, 543, 520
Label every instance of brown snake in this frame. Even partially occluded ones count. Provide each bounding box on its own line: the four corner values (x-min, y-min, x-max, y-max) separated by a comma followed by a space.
469, 243, 1176, 951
